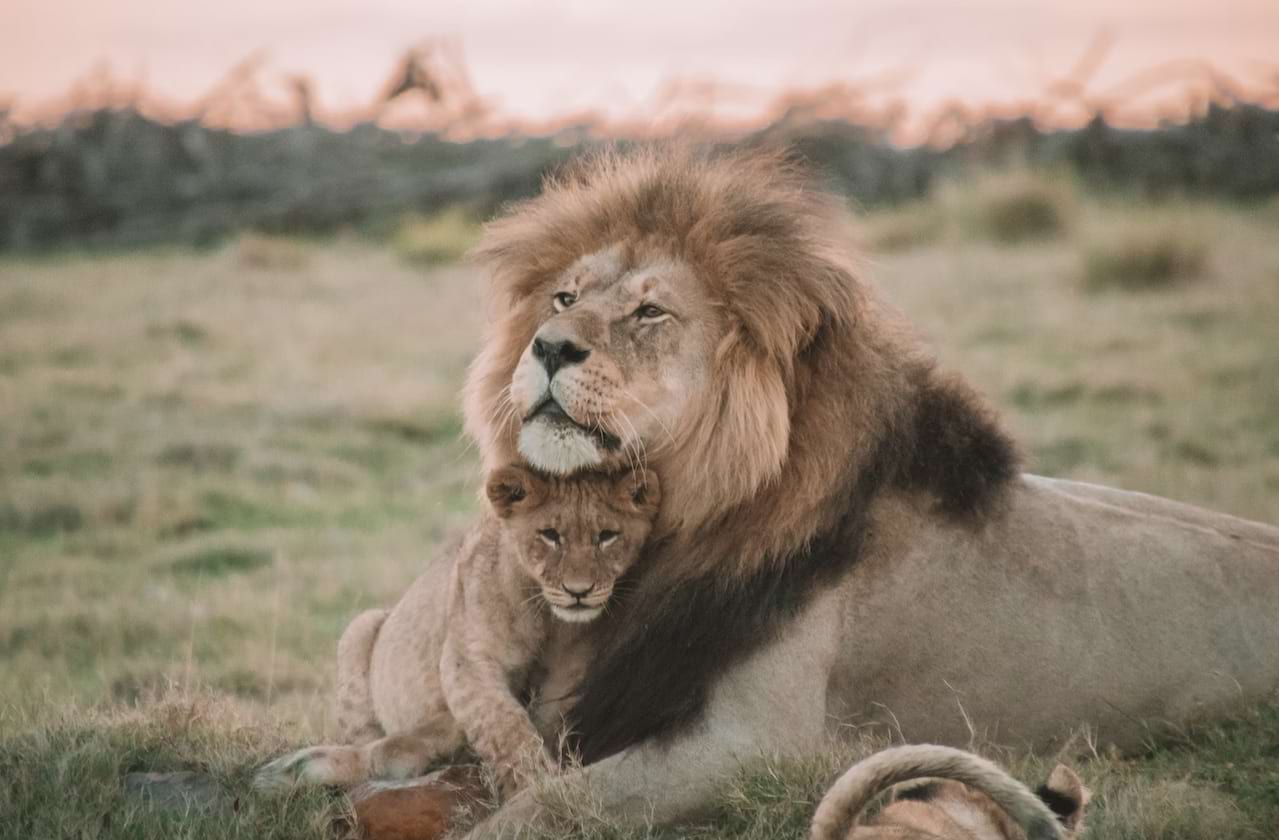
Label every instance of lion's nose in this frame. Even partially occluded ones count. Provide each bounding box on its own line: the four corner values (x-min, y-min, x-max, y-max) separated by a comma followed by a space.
532, 336, 590, 378
561, 579, 595, 599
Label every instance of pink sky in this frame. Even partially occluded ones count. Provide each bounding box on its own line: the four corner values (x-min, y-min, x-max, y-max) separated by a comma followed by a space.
3, 0, 1277, 125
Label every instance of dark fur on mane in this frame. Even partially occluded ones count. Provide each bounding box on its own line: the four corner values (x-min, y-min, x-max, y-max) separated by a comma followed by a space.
564, 365, 1019, 765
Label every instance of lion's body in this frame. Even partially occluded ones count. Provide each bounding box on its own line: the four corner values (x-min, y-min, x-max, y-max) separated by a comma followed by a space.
467, 474, 1278, 834
259, 147, 1278, 835
830, 475, 1279, 750
455, 149, 1279, 836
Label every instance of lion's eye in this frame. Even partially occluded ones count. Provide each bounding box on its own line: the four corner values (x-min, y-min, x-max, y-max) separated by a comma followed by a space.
553, 292, 577, 312
634, 304, 666, 321
597, 529, 619, 547
538, 528, 561, 546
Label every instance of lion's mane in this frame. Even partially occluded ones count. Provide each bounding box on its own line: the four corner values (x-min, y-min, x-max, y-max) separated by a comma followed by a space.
464, 147, 1019, 763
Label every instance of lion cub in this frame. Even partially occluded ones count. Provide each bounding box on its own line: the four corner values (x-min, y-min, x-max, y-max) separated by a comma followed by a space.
440, 464, 659, 790
255, 465, 658, 794
810, 745, 1089, 840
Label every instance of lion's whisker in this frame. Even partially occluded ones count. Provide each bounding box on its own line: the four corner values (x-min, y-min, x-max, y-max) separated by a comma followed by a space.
620, 390, 677, 451
609, 409, 644, 475
616, 410, 648, 475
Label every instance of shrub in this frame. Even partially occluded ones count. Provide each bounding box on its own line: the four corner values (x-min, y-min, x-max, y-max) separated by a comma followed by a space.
1082, 222, 1208, 291
392, 208, 481, 267
861, 203, 945, 253
234, 234, 309, 270
947, 170, 1075, 244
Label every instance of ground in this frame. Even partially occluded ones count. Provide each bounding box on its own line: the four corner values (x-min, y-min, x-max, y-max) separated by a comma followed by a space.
2, 184, 1277, 838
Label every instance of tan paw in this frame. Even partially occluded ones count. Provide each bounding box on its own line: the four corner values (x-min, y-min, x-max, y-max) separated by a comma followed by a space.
254, 745, 365, 791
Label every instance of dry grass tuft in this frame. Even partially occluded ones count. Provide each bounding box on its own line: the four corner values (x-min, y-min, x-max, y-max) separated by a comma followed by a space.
945, 170, 1076, 244
1086, 778, 1258, 839
392, 208, 482, 267
1081, 221, 1209, 292
235, 234, 310, 270
861, 202, 946, 254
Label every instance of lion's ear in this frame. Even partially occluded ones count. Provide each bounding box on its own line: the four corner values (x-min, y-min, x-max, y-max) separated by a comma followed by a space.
485, 465, 546, 518
618, 469, 661, 515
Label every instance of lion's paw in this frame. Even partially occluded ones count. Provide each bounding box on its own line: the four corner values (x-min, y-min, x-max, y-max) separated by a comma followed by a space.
254, 745, 366, 792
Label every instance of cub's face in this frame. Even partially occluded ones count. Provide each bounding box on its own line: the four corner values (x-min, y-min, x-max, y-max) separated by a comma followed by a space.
486, 465, 660, 623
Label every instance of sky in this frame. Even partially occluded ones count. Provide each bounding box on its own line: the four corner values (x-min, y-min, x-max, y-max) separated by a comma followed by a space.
3, 0, 1277, 126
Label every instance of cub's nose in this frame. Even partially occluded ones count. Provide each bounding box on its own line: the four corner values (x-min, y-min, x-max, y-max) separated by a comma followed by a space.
532, 336, 590, 378
561, 579, 595, 599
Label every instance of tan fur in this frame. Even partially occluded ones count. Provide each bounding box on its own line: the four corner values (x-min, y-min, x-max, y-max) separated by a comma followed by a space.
464, 146, 936, 574
255, 468, 657, 793
441, 467, 659, 792
261, 148, 1279, 837
811, 745, 1088, 840
450, 149, 1279, 840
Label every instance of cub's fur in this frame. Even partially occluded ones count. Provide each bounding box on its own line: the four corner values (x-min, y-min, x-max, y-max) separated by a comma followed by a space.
442, 465, 659, 790
811, 745, 1089, 840
255, 467, 658, 793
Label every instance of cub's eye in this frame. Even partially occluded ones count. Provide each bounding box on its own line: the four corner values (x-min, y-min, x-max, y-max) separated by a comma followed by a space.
553, 292, 577, 312
597, 529, 619, 547
634, 304, 666, 321
538, 528, 561, 546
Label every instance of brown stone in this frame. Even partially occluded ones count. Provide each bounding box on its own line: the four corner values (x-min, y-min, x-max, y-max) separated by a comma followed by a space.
350, 765, 493, 840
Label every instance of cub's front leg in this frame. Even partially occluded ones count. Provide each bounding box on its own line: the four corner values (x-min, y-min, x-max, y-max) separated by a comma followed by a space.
440, 631, 556, 795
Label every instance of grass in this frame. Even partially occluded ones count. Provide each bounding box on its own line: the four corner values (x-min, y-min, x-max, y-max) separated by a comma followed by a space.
860, 169, 1076, 254
1081, 218, 1209, 291
943, 169, 1076, 244
391, 208, 482, 267
518, 708, 1279, 839
1, 187, 1277, 838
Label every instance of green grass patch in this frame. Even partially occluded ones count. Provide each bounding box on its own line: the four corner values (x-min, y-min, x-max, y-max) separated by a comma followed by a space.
0, 700, 346, 840
0, 501, 85, 537
1033, 437, 1113, 474
50, 345, 93, 368
156, 443, 242, 472
147, 320, 211, 346
392, 208, 481, 267
365, 410, 464, 445
196, 491, 314, 531
22, 449, 113, 478
168, 546, 273, 578
0, 614, 162, 669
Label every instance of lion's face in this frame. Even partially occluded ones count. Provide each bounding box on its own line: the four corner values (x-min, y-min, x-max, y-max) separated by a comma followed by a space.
508, 247, 720, 475
486, 465, 660, 624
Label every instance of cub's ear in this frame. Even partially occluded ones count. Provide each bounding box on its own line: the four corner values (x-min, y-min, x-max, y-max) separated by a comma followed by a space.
485, 465, 546, 518
1037, 764, 1090, 836
617, 469, 661, 515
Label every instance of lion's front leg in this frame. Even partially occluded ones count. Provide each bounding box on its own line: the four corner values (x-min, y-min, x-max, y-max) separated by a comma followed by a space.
441, 634, 555, 795
254, 727, 466, 791
465, 591, 841, 837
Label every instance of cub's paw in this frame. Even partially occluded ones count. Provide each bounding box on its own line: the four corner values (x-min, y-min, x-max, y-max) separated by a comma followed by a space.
254, 745, 366, 792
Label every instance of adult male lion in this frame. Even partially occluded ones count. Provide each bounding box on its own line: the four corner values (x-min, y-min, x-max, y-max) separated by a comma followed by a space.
320, 148, 1279, 833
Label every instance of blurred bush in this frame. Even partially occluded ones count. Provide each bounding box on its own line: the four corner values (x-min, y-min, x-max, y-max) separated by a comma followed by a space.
943, 170, 1076, 244
1081, 219, 1209, 291
860, 201, 946, 253
2, 102, 1278, 252
392, 208, 481, 266
235, 233, 309, 270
